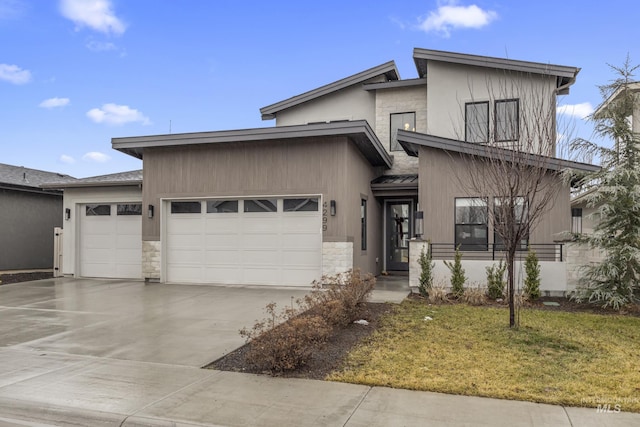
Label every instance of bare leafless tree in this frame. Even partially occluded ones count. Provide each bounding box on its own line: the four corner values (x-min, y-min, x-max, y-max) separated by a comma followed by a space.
450, 72, 575, 328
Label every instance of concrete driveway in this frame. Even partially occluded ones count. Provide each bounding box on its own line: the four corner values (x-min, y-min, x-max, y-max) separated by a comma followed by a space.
0, 277, 311, 367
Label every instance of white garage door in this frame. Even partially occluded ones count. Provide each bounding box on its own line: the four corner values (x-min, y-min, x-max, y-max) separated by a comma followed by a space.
166, 197, 322, 286
79, 203, 142, 279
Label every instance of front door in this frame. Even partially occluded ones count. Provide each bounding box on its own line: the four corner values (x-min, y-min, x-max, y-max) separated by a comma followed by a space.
386, 201, 413, 271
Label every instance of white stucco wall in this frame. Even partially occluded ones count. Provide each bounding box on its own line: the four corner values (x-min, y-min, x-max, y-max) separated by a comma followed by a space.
274, 76, 383, 128
409, 240, 569, 296
61, 186, 142, 276
426, 61, 557, 154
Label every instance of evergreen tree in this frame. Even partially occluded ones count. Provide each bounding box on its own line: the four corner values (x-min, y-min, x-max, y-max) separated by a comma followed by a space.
523, 249, 541, 300
444, 247, 466, 298
570, 57, 640, 310
418, 241, 435, 298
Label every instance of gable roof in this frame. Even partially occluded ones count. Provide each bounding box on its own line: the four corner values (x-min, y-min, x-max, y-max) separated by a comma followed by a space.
41, 170, 142, 189
260, 61, 399, 120
0, 163, 75, 193
396, 130, 599, 173
593, 81, 640, 118
413, 48, 580, 94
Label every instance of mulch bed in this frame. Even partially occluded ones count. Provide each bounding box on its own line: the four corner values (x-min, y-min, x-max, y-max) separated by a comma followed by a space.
207, 302, 393, 379
0, 271, 53, 285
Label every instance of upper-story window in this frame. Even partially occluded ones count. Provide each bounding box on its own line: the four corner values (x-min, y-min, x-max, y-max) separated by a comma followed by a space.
465, 102, 489, 143
390, 112, 415, 151
495, 99, 519, 142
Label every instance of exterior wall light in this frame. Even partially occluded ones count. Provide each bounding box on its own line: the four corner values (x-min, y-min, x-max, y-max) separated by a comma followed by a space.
330, 200, 336, 216
414, 211, 424, 239
148, 204, 154, 219
65, 208, 71, 221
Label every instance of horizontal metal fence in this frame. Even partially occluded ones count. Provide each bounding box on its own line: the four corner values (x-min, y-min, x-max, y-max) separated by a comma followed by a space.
429, 243, 563, 262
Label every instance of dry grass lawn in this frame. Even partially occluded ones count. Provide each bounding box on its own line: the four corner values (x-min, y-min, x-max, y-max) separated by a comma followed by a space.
328, 300, 640, 412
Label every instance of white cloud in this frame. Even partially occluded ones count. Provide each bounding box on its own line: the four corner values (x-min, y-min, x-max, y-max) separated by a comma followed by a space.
418, 1, 497, 37
39, 97, 70, 108
59, 154, 75, 164
557, 102, 594, 119
86, 103, 151, 126
59, 0, 126, 35
0, 63, 31, 84
85, 40, 116, 51
82, 151, 110, 162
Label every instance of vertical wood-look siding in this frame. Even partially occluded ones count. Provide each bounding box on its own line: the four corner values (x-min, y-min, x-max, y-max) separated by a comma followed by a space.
418, 147, 571, 246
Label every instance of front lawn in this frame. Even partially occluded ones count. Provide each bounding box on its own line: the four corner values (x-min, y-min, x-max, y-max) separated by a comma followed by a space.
328, 300, 640, 412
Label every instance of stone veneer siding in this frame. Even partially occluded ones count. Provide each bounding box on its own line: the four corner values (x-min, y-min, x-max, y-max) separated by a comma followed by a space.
565, 242, 604, 291
142, 240, 161, 281
374, 85, 426, 175
322, 241, 353, 277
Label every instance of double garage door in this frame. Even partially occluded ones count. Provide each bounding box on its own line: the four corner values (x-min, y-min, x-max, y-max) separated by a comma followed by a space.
166, 197, 322, 286
79, 203, 142, 279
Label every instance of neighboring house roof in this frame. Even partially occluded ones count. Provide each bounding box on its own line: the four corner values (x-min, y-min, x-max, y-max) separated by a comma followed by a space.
112, 121, 393, 168
397, 130, 600, 173
363, 78, 427, 91
41, 170, 142, 189
413, 48, 580, 94
0, 163, 75, 194
260, 61, 399, 120
592, 81, 640, 118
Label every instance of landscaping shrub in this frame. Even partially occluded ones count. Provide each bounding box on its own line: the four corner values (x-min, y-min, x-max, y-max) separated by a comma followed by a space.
443, 247, 466, 298
524, 249, 541, 300
428, 282, 450, 304
240, 303, 331, 372
304, 269, 376, 327
418, 241, 434, 298
486, 260, 506, 300
239, 269, 375, 372
463, 283, 487, 305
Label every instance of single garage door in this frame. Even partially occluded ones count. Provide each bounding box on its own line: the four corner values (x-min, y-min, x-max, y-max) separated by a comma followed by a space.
79, 203, 142, 278
166, 197, 321, 286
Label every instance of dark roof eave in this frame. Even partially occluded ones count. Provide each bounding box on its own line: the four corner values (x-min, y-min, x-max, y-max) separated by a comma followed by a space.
371, 183, 418, 191
397, 130, 600, 173
0, 183, 62, 195
113, 121, 393, 169
413, 48, 580, 86
41, 180, 142, 189
259, 61, 399, 120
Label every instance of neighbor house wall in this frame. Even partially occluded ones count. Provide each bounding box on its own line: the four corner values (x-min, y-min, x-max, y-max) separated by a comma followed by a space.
426, 61, 557, 155
274, 76, 382, 128
0, 188, 62, 270
418, 147, 570, 246
141, 136, 382, 279
374, 84, 426, 174
60, 186, 142, 276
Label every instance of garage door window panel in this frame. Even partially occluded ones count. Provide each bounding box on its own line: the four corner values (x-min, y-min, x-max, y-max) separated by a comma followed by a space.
86, 204, 111, 216
207, 200, 238, 213
117, 204, 142, 215
171, 201, 202, 214
284, 198, 319, 212
244, 199, 277, 212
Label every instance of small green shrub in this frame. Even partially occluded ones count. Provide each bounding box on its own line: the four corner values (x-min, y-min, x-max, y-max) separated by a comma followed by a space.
418, 241, 435, 298
486, 260, 506, 300
443, 247, 466, 298
524, 249, 541, 300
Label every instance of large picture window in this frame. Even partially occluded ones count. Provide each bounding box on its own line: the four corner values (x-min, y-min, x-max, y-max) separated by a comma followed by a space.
494, 197, 528, 250
455, 198, 488, 250
390, 112, 415, 151
495, 99, 519, 142
465, 102, 489, 143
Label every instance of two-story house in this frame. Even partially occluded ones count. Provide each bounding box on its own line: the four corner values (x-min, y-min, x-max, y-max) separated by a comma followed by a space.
49, 48, 597, 293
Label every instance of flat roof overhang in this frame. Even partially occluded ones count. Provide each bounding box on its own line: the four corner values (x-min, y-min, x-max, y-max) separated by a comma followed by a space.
112, 121, 393, 169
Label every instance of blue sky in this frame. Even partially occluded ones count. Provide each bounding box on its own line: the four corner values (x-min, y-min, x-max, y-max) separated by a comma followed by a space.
1, 0, 638, 178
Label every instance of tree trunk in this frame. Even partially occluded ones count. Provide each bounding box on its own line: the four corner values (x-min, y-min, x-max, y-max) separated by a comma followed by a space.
507, 250, 516, 328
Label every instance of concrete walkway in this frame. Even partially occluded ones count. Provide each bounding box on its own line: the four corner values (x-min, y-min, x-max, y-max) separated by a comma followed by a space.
0, 278, 637, 426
